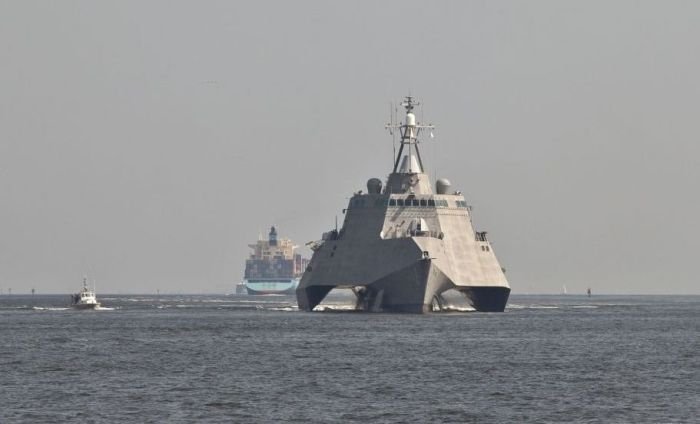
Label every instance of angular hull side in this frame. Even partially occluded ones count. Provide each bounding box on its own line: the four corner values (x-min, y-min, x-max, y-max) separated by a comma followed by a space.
459, 286, 510, 312
296, 237, 425, 311
360, 258, 452, 313
297, 285, 334, 311
297, 258, 440, 313
353, 259, 510, 313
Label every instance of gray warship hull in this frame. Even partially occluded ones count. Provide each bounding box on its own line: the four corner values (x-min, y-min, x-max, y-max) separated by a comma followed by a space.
297, 204, 510, 313
299, 260, 509, 313
296, 96, 511, 313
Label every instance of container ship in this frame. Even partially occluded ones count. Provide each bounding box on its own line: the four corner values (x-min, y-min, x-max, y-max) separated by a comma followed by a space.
240, 226, 309, 295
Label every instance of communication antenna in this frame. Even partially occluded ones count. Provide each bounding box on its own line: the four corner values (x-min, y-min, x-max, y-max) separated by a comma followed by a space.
420, 102, 427, 175
385, 96, 435, 173
433, 120, 437, 184
394, 103, 399, 164
387, 102, 397, 168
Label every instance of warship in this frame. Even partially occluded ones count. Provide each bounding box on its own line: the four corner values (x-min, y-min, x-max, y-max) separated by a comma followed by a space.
296, 96, 510, 313
241, 226, 309, 295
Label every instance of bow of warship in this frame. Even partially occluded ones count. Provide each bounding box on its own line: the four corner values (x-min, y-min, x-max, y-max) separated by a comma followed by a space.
296, 96, 510, 313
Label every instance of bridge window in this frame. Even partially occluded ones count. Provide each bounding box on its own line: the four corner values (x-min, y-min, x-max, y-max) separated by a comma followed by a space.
397, 199, 404, 206
389, 199, 397, 206
428, 199, 435, 207
411, 199, 420, 206
420, 199, 427, 207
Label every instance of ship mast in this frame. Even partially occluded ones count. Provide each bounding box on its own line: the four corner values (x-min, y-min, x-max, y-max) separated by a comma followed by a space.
385, 96, 435, 174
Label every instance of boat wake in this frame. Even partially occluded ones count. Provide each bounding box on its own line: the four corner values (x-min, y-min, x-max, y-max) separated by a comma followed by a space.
268, 306, 298, 312
507, 304, 599, 310
313, 304, 357, 312
441, 305, 477, 312
32, 306, 70, 311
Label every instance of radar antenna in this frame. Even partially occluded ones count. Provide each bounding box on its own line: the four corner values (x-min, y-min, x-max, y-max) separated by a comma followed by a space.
385, 96, 435, 173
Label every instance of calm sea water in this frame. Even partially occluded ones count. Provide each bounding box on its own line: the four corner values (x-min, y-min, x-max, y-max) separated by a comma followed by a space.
0, 293, 697, 423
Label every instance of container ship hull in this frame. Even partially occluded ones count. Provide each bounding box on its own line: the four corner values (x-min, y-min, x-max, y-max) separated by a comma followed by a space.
244, 278, 300, 295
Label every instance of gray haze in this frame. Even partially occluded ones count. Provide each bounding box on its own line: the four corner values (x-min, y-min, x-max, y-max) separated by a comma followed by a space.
1, 1, 699, 294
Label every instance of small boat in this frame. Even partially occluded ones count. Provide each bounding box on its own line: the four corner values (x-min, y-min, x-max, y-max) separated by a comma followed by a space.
234, 282, 247, 294
71, 277, 101, 310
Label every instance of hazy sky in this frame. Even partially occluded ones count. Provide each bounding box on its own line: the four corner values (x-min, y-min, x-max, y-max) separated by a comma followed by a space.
1, 1, 699, 294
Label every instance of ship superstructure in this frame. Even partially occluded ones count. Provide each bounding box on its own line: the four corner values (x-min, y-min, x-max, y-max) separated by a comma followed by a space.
242, 226, 309, 295
296, 96, 510, 313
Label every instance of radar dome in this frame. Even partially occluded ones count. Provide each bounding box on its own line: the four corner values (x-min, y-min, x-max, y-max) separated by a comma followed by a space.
367, 178, 383, 194
406, 112, 416, 126
436, 178, 451, 194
